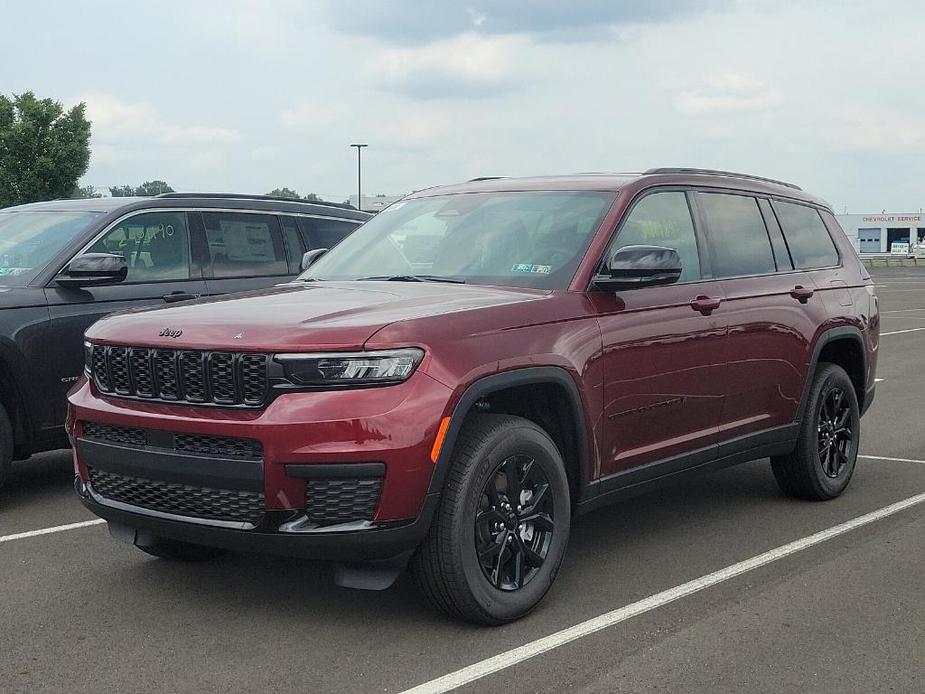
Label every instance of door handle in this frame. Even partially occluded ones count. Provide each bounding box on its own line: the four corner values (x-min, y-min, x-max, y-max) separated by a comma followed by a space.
790, 285, 814, 303
690, 296, 721, 315
163, 292, 197, 303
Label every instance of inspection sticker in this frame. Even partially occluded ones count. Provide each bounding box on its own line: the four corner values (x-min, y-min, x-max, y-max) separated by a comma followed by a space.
511, 264, 551, 274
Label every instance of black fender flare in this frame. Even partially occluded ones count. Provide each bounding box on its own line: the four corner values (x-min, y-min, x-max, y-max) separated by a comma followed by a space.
426, 366, 594, 503
795, 325, 867, 422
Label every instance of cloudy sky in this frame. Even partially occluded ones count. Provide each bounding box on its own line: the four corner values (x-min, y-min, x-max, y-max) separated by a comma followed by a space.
2, 0, 923, 210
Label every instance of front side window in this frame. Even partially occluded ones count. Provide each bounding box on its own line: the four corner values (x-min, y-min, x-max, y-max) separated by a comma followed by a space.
0, 210, 101, 285
774, 201, 839, 269
202, 212, 288, 278
605, 191, 701, 282
85, 211, 190, 282
303, 192, 614, 289
699, 193, 775, 278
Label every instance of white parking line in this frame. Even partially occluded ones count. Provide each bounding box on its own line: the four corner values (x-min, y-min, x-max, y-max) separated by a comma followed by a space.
860, 454, 925, 465
880, 327, 925, 336
0, 518, 105, 544
399, 491, 925, 694
880, 308, 925, 313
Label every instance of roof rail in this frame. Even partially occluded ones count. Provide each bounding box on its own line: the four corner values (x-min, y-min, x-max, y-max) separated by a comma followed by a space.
643, 168, 802, 191
467, 176, 508, 182
155, 192, 360, 211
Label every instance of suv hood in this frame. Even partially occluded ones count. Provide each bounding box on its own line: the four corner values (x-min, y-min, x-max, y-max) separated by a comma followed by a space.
87, 281, 547, 351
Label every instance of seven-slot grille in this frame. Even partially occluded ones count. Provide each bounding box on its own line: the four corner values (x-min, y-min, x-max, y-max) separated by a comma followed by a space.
90, 345, 268, 406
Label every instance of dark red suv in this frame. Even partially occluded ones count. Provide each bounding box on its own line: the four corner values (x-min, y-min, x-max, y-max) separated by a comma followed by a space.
69, 169, 879, 624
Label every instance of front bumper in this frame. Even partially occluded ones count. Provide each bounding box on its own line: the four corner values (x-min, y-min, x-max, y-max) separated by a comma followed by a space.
68, 370, 454, 562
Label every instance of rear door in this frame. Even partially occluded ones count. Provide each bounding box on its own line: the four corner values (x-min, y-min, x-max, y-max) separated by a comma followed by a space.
43, 209, 207, 417
199, 211, 292, 295
593, 189, 728, 477
696, 191, 825, 442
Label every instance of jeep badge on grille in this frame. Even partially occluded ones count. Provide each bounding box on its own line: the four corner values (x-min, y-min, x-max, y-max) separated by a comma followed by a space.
159, 328, 183, 338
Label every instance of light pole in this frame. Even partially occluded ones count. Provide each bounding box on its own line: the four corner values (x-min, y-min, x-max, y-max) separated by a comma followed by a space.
350, 143, 368, 211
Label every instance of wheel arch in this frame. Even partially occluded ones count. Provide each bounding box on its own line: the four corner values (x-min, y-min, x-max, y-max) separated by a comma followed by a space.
429, 367, 594, 507
796, 326, 867, 422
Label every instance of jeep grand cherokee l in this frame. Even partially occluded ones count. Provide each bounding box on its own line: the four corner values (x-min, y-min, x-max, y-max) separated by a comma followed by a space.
68, 169, 878, 624
0, 193, 368, 488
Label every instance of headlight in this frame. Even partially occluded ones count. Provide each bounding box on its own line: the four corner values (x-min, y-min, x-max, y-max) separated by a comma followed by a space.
274, 348, 424, 387
84, 341, 93, 374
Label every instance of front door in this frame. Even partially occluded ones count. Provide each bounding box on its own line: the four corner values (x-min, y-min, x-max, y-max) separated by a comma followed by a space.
593, 190, 728, 477
43, 210, 206, 420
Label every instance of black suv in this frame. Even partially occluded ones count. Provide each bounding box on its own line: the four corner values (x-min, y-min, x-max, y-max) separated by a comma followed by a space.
0, 193, 369, 487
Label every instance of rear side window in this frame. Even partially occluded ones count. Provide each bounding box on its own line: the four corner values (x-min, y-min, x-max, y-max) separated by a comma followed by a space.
300, 217, 359, 250
773, 201, 839, 269
699, 193, 775, 278
279, 216, 306, 274
608, 191, 701, 282
201, 212, 288, 278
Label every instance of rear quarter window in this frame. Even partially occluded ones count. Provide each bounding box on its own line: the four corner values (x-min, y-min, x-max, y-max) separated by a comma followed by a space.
773, 201, 839, 269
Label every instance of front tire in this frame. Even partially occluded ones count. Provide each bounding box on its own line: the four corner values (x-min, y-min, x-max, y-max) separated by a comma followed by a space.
412, 414, 571, 625
771, 363, 860, 500
136, 537, 228, 561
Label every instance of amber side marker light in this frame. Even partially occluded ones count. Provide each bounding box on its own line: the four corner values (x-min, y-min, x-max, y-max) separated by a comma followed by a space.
430, 417, 452, 463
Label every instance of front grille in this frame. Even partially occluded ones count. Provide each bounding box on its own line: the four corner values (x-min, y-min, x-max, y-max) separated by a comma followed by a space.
91, 345, 268, 407
90, 468, 265, 525
83, 421, 146, 447
307, 478, 383, 524
175, 433, 263, 460
81, 421, 263, 460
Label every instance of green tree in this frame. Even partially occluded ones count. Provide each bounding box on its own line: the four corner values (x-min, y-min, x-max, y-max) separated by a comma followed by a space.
109, 185, 136, 197
109, 180, 174, 196
135, 180, 173, 195
0, 92, 92, 207
267, 187, 302, 199
70, 184, 101, 199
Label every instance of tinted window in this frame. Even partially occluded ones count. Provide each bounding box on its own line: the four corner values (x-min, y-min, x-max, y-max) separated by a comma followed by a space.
300, 217, 359, 250
699, 193, 775, 277
86, 211, 191, 282
606, 191, 701, 282
774, 201, 839, 269
201, 212, 288, 278
757, 198, 793, 271
280, 216, 306, 274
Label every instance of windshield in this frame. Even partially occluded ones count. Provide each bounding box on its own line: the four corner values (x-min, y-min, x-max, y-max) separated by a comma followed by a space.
303, 191, 614, 289
0, 210, 102, 285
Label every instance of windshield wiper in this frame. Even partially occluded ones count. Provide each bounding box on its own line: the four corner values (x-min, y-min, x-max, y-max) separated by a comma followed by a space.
356, 274, 466, 284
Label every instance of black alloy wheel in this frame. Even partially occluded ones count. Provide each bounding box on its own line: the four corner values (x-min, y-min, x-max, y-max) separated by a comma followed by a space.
817, 386, 854, 479
475, 454, 555, 591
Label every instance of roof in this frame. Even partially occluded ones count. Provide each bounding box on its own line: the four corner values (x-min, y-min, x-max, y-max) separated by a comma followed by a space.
1, 197, 146, 213
409, 170, 829, 208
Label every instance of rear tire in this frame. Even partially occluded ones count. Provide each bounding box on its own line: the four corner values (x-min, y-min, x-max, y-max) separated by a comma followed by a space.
412, 414, 571, 625
136, 537, 228, 561
771, 363, 860, 500
0, 402, 13, 491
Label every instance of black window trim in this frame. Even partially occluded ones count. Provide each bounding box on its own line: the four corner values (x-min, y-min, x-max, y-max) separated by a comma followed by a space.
588, 185, 711, 289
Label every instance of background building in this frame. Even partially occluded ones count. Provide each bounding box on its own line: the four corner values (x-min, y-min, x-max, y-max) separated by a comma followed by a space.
836, 212, 925, 254
349, 193, 404, 212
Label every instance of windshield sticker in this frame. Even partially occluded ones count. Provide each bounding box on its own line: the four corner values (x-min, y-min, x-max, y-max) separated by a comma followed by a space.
511, 263, 551, 274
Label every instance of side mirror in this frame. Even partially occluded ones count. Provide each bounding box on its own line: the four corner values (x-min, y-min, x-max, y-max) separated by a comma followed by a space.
592, 245, 682, 291
56, 253, 128, 288
300, 248, 329, 271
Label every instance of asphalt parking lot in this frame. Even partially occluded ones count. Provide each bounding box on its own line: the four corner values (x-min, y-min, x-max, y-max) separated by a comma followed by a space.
2, 266, 925, 694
